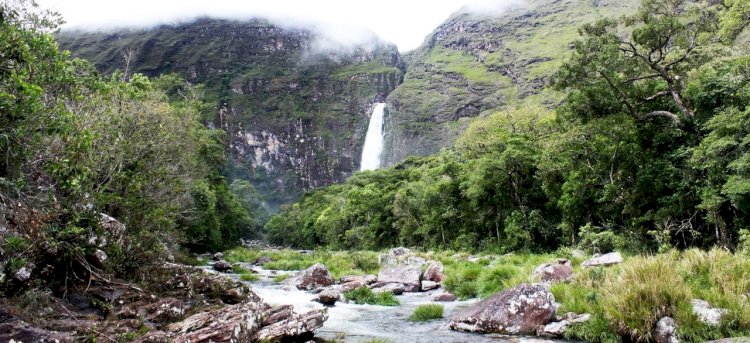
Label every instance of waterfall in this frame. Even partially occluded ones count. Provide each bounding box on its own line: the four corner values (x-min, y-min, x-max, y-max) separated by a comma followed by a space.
360, 103, 386, 171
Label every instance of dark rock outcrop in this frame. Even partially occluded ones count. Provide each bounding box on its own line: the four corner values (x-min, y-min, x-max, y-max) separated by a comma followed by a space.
449, 283, 556, 334
285, 263, 335, 290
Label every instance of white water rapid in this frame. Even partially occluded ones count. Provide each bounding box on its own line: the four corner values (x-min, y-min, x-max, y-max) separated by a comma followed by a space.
360, 103, 386, 171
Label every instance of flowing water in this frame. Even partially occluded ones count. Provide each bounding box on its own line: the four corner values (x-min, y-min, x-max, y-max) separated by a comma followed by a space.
230, 265, 559, 343
360, 103, 386, 171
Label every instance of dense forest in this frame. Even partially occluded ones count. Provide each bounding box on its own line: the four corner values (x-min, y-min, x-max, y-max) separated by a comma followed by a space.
0, 0, 265, 292
266, 0, 750, 254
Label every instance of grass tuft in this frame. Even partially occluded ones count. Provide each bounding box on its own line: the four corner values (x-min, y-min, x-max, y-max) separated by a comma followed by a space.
409, 304, 444, 322
343, 287, 399, 306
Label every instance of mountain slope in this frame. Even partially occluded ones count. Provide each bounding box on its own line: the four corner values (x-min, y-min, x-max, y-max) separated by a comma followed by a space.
58, 18, 404, 207
383, 0, 639, 165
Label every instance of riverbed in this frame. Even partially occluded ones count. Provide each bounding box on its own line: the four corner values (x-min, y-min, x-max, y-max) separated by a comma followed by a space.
228, 265, 559, 343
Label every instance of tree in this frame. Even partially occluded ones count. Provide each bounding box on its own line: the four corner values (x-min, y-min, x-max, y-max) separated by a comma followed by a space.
556, 0, 723, 127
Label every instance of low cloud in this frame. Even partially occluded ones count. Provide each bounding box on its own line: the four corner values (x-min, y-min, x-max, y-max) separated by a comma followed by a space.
38, 0, 525, 52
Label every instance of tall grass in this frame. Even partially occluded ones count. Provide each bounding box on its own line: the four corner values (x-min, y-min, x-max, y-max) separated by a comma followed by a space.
554, 249, 750, 342
409, 304, 444, 321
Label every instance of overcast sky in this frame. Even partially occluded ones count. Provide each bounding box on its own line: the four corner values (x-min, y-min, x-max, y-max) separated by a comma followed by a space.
37, 0, 521, 52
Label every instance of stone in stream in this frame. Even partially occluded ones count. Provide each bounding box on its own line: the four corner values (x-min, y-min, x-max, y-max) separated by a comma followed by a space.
212, 252, 224, 261
581, 252, 623, 267
421, 280, 440, 291
372, 282, 406, 295
423, 261, 445, 282
284, 263, 335, 291
532, 259, 574, 283
340, 280, 364, 292
432, 292, 457, 302
340, 274, 377, 285
377, 266, 422, 292
653, 317, 679, 343
212, 260, 232, 272
313, 288, 341, 305
449, 283, 556, 335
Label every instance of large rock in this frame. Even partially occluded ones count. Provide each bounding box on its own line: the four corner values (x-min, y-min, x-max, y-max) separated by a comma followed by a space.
581, 252, 623, 267
378, 266, 422, 291
532, 259, 573, 283
423, 261, 445, 282
692, 299, 727, 326
167, 300, 266, 342
449, 283, 556, 335
212, 260, 232, 272
421, 280, 440, 291
286, 263, 335, 290
253, 309, 328, 342
340, 280, 364, 293
654, 317, 679, 343
432, 292, 457, 302
313, 288, 341, 305
372, 282, 406, 295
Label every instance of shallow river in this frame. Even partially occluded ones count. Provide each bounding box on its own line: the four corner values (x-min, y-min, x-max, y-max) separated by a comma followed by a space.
229, 265, 560, 343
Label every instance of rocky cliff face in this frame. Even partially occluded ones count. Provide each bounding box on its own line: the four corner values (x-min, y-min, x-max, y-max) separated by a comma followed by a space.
382, 0, 638, 166
58, 18, 404, 206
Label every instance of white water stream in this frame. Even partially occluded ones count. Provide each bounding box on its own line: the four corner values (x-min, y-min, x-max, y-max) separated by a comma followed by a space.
224, 264, 561, 343
360, 103, 386, 171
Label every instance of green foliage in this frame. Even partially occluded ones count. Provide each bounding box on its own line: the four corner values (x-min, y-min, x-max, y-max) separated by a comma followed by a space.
272, 274, 290, 283
222, 248, 380, 278
408, 304, 443, 322
343, 287, 399, 306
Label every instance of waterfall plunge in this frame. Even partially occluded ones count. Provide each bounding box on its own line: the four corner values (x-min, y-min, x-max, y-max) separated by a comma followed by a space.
360, 103, 386, 171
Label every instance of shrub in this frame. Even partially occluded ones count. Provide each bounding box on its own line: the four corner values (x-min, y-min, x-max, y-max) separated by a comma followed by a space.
409, 304, 444, 321
344, 287, 399, 306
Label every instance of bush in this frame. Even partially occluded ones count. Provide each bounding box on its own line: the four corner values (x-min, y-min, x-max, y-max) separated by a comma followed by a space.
344, 287, 399, 306
409, 304, 444, 321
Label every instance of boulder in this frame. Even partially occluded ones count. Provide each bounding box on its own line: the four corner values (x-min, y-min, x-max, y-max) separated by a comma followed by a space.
581, 252, 623, 267
313, 288, 341, 305
406, 256, 427, 267
340, 280, 364, 293
421, 280, 440, 291
286, 263, 335, 291
261, 305, 294, 326
372, 282, 405, 295
167, 300, 266, 342
212, 252, 224, 261
339, 275, 375, 286
432, 292, 457, 302
537, 312, 591, 337
532, 259, 574, 283
423, 261, 445, 282
449, 283, 556, 335
378, 266, 422, 291
140, 298, 187, 324
221, 286, 250, 304
212, 260, 232, 272
654, 317, 679, 343
253, 309, 328, 342
692, 299, 727, 326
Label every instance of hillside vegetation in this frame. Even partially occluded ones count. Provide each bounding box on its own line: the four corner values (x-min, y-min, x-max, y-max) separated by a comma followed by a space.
267, 0, 750, 256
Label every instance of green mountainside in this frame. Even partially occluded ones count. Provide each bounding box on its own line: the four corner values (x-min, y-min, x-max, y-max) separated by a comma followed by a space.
383, 0, 638, 165
57, 18, 404, 207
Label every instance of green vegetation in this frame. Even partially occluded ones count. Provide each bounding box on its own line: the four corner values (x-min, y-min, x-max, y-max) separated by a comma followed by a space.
272, 273, 290, 283
223, 248, 380, 278
267, 0, 750, 257
409, 304, 444, 322
553, 249, 750, 342
0, 0, 261, 296
343, 287, 400, 306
